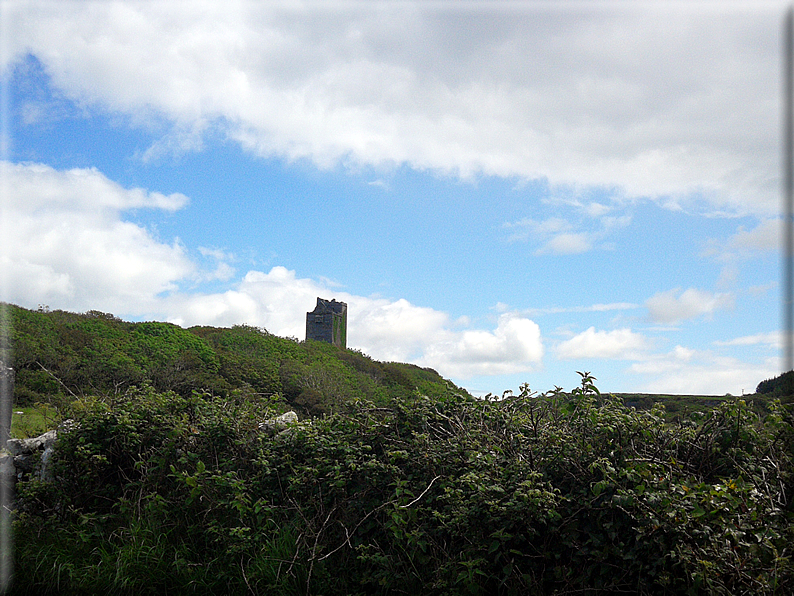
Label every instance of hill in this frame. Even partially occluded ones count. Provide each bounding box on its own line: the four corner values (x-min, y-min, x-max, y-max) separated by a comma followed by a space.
1, 303, 465, 417
756, 370, 794, 401
3, 304, 777, 425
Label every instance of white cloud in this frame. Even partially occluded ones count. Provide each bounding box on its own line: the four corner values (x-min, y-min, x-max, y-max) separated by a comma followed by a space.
163, 268, 545, 379
645, 287, 734, 325
585, 202, 611, 218
503, 217, 566, 244
703, 218, 781, 264
1, 160, 544, 379
4, 162, 189, 212
418, 313, 544, 378
349, 296, 453, 363
701, 219, 780, 292
728, 218, 781, 253
503, 206, 632, 255
197, 247, 236, 282
6, 2, 783, 214
713, 331, 781, 349
748, 281, 776, 297
503, 217, 592, 255
1, 162, 194, 311
526, 302, 640, 316
629, 347, 779, 396
538, 233, 591, 255
555, 327, 649, 360
629, 345, 696, 375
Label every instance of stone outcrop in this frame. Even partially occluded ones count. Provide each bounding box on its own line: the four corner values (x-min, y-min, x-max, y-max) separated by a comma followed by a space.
2, 428, 58, 481
258, 411, 298, 435
6, 429, 58, 455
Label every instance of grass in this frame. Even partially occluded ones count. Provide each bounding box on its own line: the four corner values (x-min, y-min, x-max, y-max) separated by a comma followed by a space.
10, 404, 60, 439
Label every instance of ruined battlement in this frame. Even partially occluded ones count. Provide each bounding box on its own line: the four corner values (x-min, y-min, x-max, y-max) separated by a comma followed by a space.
305, 298, 347, 348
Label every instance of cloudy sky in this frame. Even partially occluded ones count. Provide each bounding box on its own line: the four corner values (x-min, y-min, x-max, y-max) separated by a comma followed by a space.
0, 1, 786, 396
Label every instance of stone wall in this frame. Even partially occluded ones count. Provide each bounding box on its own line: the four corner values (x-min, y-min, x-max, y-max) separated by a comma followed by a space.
1, 428, 60, 483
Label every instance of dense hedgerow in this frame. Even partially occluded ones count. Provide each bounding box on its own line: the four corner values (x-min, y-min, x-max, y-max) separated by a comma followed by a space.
9, 374, 793, 595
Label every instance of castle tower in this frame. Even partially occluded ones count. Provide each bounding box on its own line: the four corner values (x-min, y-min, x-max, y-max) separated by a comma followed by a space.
306, 298, 347, 348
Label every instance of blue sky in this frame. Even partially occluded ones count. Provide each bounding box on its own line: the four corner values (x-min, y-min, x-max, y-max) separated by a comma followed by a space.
0, 1, 785, 396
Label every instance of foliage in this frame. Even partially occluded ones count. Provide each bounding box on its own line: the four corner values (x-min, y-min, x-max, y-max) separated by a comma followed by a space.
1, 304, 461, 416
10, 374, 793, 595
757, 370, 794, 402
2, 306, 221, 405
610, 392, 778, 425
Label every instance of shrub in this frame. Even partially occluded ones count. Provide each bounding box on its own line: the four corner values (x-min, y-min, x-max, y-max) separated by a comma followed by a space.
10, 374, 793, 594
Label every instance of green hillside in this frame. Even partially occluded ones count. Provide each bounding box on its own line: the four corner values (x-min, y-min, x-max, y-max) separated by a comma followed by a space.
757, 370, 794, 401
609, 392, 776, 423
1, 303, 464, 418
3, 304, 778, 424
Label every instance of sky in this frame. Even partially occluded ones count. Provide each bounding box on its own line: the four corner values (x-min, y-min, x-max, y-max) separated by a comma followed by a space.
0, 0, 786, 396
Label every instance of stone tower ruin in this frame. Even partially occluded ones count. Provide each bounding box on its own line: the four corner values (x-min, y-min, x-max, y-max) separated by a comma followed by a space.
305, 297, 347, 348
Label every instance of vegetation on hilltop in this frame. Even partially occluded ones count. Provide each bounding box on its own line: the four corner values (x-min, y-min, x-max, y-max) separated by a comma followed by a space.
757, 370, 794, 402
609, 393, 775, 424
1, 303, 462, 417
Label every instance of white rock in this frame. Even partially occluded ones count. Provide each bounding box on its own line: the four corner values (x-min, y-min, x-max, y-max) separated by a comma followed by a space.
5, 439, 22, 456
40, 429, 57, 449
258, 411, 298, 434
6, 429, 57, 455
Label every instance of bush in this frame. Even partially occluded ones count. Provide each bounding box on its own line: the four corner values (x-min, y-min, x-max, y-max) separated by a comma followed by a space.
9, 374, 793, 595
